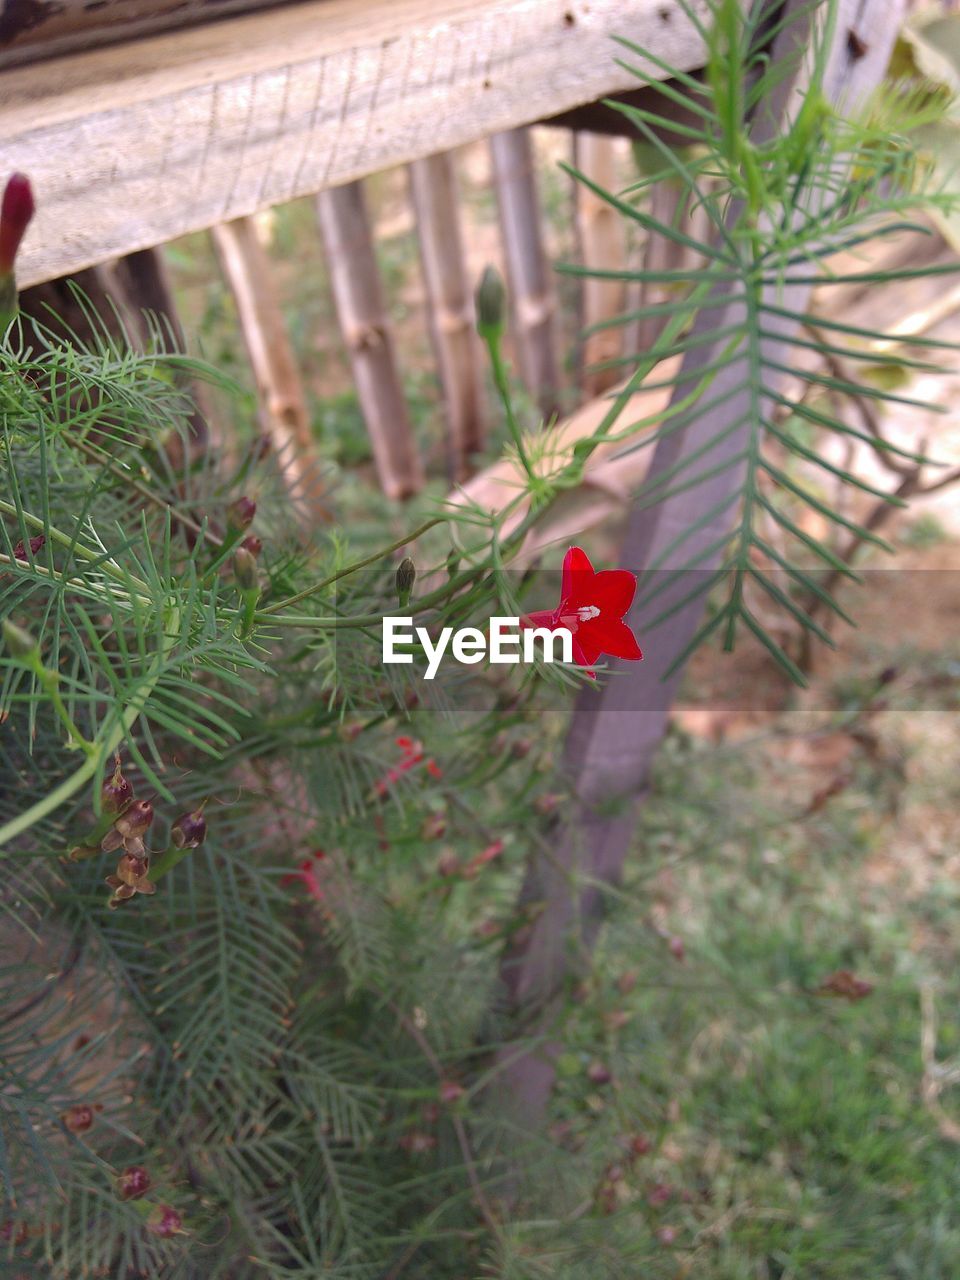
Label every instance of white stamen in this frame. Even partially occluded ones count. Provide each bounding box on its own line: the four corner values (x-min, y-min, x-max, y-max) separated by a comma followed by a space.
576, 605, 601, 622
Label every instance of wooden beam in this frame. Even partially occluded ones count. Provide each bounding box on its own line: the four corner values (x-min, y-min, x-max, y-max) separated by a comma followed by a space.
409, 151, 485, 482
490, 128, 561, 421
316, 181, 424, 500
0, 0, 708, 288
211, 217, 330, 524
0, 0, 294, 70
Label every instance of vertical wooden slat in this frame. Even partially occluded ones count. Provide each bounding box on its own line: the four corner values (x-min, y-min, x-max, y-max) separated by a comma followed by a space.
112, 246, 212, 454
315, 181, 424, 501
489, 128, 561, 421
574, 133, 627, 396
211, 216, 330, 524
408, 151, 486, 481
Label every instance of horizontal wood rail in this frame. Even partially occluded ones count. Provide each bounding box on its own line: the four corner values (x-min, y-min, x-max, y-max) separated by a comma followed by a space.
0, 0, 707, 288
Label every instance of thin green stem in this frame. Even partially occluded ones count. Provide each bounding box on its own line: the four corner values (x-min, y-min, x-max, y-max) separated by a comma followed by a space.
0, 498, 153, 600
261, 517, 446, 617
482, 332, 537, 485
30, 659, 95, 757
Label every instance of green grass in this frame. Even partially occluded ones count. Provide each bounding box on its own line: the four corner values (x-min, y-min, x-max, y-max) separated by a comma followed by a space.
526, 684, 960, 1279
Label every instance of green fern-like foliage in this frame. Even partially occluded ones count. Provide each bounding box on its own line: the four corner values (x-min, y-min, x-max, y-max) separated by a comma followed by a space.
561, 0, 958, 680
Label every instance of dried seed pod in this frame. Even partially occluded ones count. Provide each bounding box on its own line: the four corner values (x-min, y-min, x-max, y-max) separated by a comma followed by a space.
117, 1166, 151, 1201
115, 851, 150, 887
12, 534, 45, 560
146, 1205, 182, 1237
62, 1104, 95, 1134
171, 808, 206, 850
115, 799, 153, 840
101, 757, 133, 815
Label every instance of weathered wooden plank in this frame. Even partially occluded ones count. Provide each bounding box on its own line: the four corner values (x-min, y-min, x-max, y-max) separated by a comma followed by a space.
0, 0, 709, 288
409, 151, 485, 481
316, 180, 424, 500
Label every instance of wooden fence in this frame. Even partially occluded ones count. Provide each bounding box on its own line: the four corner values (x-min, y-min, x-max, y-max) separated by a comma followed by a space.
0, 0, 710, 518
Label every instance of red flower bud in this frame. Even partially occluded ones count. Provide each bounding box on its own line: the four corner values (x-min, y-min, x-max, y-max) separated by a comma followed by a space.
62, 1103, 95, 1134
101, 757, 133, 815
171, 808, 206, 850
421, 813, 447, 841
240, 533, 262, 558
586, 1060, 612, 1085
0, 1219, 28, 1246
146, 1205, 182, 1237
0, 174, 35, 275
12, 534, 45, 560
115, 799, 153, 840
227, 496, 256, 531
398, 1131, 436, 1154
117, 1165, 151, 1200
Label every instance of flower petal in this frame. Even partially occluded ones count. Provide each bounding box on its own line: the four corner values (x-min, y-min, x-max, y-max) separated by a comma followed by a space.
520, 609, 560, 630
561, 546, 596, 607
593, 568, 637, 619
603, 619, 643, 661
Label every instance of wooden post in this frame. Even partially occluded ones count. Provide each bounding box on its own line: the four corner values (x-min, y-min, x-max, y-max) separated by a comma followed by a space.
493, 0, 903, 1129
112, 246, 212, 455
489, 128, 561, 422
408, 151, 485, 481
211, 217, 330, 524
316, 181, 424, 500
574, 133, 627, 396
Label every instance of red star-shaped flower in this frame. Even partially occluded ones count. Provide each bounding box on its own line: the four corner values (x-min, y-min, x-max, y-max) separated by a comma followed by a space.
522, 545, 642, 677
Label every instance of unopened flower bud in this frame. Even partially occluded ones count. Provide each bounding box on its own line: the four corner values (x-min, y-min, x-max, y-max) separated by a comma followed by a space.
117, 1166, 151, 1200
475, 265, 506, 341
146, 1205, 182, 1237
0, 173, 35, 275
227, 495, 256, 531
421, 812, 446, 841
101, 757, 133, 815
586, 1060, 612, 1085
115, 798, 153, 840
240, 533, 262, 558
171, 808, 206, 850
62, 1103, 94, 1134
439, 1080, 465, 1104
233, 547, 259, 591
396, 557, 416, 609
2, 617, 38, 661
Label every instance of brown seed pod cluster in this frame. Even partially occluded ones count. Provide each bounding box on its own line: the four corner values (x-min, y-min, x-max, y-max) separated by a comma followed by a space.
99, 760, 207, 908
